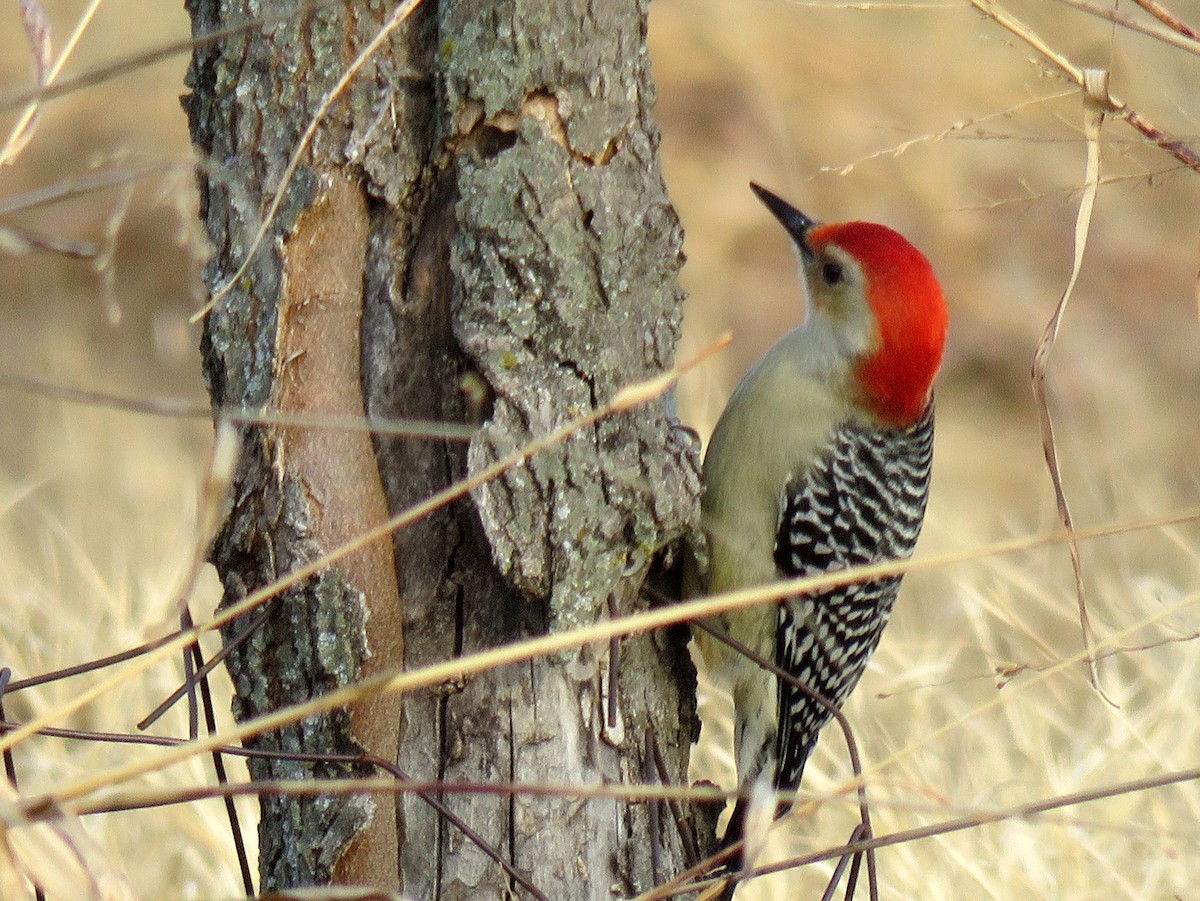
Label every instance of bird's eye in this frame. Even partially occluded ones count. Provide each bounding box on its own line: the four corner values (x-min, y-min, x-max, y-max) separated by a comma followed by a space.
822, 259, 844, 285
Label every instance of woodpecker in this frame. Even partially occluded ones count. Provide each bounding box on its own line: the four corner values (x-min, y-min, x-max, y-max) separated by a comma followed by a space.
685, 184, 947, 857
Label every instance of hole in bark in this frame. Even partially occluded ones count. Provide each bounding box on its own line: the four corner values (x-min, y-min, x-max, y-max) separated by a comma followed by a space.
476, 125, 518, 158
582, 208, 594, 229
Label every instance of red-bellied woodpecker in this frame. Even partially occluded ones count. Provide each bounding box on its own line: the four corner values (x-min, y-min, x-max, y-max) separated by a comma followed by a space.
685, 183, 948, 860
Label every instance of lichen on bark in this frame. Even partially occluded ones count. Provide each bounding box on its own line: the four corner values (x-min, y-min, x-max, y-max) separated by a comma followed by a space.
442, 0, 700, 630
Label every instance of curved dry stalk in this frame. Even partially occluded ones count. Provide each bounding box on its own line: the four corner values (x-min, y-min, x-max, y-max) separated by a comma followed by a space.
966, 0, 1193, 706
1029, 68, 1112, 703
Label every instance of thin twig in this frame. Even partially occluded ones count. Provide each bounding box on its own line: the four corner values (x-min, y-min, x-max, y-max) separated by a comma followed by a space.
137, 604, 272, 730
1052, 0, 1200, 53
971, 0, 1200, 171
1, 730, 730, 810
359, 754, 551, 901
823, 823, 867, 901
690, 620, 877, 901
0, 672, 46, 901
18, 501, 1200, 813
0, 161, 182, 216
1130, 0, 1200, 39
0, 2, 341, 113
0, 223, 98, 259
0, 369, 477, 441
5, 632, 181, 692
648, 730, 701, 869
183, 607, 255, 897
191, 0, 428, 321
646, 763, 1200, 900
742, 766, 1200, 887
841, 822, 867, 901
810, 89, 1076, 181
645, 729, 662, 882
0, 669, 17, 785
0, 712, 549, 899
608, 594, 621, 729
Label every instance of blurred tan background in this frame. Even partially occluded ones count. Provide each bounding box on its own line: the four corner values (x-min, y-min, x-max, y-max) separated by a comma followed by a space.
1, 0, 1198, 897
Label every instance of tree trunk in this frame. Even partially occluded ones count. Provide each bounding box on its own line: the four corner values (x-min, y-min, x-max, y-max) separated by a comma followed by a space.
185, 0, 714, 896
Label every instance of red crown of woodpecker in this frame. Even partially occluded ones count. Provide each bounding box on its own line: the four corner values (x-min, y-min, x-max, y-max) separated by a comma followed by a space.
810, 221, 948, 427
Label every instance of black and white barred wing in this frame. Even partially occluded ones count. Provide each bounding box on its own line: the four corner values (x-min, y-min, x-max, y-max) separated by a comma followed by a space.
772, 404, 935, 792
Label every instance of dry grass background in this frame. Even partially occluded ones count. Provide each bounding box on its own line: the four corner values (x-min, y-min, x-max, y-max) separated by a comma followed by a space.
1, 0, 1198, 898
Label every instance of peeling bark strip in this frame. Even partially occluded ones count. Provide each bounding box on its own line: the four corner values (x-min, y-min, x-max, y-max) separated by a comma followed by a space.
274, 170, 405, 889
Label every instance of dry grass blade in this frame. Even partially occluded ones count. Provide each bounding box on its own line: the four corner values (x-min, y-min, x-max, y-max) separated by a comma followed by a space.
73, 775, 732, 816
0, 782, 135, 901
1030, 69, 1111, 703
2, 0, 102, 167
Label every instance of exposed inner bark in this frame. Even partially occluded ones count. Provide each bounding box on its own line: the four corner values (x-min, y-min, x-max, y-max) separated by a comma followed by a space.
273, 169, 405, 889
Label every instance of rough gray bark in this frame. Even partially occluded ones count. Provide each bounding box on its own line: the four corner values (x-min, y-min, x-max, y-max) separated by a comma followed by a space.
186, 0, 714, 896
185, 0, 411, 890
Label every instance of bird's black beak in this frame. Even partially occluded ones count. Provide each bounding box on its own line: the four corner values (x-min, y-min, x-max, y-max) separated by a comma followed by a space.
750, 182, 817, 263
